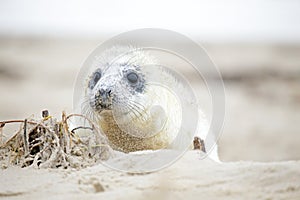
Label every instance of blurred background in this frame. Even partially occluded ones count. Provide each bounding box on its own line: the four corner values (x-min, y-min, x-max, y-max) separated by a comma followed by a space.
0, 0, 299, 162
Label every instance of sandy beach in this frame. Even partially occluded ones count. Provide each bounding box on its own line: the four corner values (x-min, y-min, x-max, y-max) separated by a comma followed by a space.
1, 151, 299, 200
0, 38, 300, 199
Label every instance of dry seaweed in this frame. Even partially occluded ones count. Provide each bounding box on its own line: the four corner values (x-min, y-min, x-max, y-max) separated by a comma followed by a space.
0, 110, 112, 169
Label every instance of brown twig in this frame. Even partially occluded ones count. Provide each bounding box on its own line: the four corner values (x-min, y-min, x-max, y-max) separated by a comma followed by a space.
23, 119, 29, 155
65, 113, 98, 131
71, 126, 93, 134
0, 122, 4, 144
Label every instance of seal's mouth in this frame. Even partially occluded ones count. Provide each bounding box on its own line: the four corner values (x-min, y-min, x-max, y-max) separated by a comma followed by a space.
93, 101, 113, 114
89, 95, 113, 114
98, 103, 113, 112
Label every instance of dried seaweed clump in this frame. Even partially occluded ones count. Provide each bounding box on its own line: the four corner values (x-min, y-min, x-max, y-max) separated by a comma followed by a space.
0, 111, 112, 169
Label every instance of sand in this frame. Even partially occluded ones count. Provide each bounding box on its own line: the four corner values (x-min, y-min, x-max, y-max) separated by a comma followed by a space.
0, 37, 300, 199
1, 151, 299, 200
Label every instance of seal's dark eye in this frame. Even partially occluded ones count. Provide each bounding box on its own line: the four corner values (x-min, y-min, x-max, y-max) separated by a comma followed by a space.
93, 72, 101, 83
127, 72, 138, 84
89, 70, 101, 89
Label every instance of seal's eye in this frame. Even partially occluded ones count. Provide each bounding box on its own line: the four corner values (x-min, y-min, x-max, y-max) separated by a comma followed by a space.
93, 72, 101, 83
127, 72, 138, 84
89, 70, 101, 89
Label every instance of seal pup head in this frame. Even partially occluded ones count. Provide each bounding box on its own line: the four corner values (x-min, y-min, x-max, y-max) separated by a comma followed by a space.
84, 46, 154, 122
87, 63, 146, 114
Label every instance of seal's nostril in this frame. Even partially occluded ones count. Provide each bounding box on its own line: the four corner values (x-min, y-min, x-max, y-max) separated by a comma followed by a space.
99, 88, 111, 96
99, 89, 105, 95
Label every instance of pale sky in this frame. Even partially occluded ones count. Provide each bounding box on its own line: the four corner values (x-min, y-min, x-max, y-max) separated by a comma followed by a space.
0, 0, 300, 43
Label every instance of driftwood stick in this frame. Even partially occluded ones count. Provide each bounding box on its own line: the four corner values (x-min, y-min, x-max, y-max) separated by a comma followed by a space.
65, 113, 98, 131
0, 120, 36, 125
0, 122, 4, 144
23, 119, 29, 155
71, 126, 93, 133
0, 120, 52, 132
62, 111, 71, 154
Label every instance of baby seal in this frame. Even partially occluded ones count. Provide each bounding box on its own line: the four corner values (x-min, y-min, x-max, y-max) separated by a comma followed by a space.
82, 46, 219, 160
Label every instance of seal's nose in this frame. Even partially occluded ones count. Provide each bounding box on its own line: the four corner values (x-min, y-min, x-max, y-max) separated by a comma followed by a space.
99, 88, 111, 98
98, 88, 112, 108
